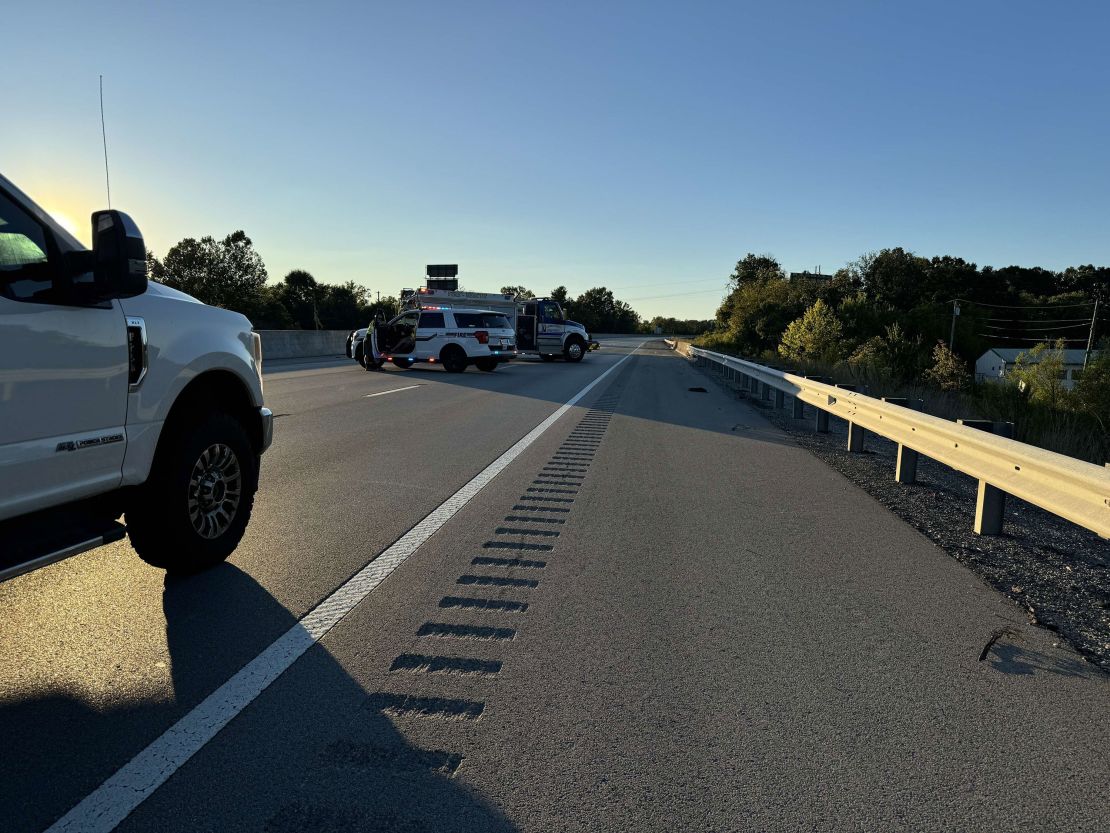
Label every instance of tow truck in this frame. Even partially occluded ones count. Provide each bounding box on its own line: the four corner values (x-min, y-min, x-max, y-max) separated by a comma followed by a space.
398, 287, 598, 363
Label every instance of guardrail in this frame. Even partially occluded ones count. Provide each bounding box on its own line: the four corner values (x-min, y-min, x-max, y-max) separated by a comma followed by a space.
666, 340, 1110, 539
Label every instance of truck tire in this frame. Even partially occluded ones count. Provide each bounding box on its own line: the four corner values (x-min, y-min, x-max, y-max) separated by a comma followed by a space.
126, 411, 258, 573
441, 345, 467, 373
354, 342, 364, 365
364, 357, 384, 371
475, 357, 498, 372
564, 337, 585, 363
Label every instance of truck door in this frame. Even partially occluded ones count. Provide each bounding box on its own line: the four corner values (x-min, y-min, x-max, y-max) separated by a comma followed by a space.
536, 300, 565, 354
0, 188, 129, 519
517, 302, 537, 350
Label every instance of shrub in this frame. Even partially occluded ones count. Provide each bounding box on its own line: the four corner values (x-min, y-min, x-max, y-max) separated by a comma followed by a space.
923, 341, 969, 391
778, 300, 845, 364
1007, 340, 1069, 408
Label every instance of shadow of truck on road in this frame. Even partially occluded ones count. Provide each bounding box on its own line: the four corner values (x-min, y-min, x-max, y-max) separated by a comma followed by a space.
1, 564, 518, 833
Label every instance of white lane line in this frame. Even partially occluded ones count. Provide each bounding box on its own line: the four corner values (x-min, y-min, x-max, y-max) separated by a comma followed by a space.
47, 343, 645, 833
364, 385, 421, 398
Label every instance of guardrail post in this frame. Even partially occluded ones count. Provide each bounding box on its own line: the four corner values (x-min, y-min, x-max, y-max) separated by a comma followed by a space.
883, 397, 920, 483
761, 381, 772, 401
815, 409, 829, 433
774, 388, 785, 409
836, 384, 864, 452
803, 377, 828, 432
958, 419, 1015, 535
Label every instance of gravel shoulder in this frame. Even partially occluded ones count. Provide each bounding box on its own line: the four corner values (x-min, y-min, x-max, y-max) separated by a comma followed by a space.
689, 352, 1110, 674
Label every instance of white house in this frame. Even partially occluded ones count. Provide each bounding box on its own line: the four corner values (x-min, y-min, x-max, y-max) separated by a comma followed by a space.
975, 347, 1089, 390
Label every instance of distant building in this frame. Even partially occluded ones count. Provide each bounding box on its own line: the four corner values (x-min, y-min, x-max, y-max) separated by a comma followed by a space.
787, 270, 832, 283
975, 347, 1090, 390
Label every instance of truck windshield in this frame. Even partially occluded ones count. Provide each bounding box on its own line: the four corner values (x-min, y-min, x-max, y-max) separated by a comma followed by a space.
453, 312, 511, 329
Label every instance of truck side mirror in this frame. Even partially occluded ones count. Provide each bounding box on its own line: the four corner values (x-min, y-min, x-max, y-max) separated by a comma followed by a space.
91, 210, 147, 299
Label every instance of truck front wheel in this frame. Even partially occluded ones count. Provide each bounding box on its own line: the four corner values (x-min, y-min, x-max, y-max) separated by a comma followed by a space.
127, 412, 258, 573
564, 338, 585, 363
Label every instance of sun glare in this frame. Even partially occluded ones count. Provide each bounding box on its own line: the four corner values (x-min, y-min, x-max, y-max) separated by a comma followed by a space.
47, 209, 82, 240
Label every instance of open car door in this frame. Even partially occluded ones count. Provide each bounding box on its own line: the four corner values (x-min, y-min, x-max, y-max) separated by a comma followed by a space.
370, 312, 418, 362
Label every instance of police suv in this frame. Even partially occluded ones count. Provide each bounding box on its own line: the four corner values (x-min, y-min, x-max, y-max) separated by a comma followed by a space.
367, 306, 517, 372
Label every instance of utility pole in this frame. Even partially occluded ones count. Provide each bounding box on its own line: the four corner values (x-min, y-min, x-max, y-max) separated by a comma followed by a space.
1084, 296, 1100, 368
949, 301, 960, 351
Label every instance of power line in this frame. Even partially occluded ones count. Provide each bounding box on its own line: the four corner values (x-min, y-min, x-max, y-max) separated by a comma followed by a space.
976, 333, 1088, 342
954, 297, 1094, 310
981, 322, 1091, 332
985, 317, 1091, 324
603, 277, 730, 293
623, 287, 729, 302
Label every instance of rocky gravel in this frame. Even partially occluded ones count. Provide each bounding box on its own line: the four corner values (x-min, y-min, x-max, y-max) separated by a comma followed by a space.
691, 353, 1110, 674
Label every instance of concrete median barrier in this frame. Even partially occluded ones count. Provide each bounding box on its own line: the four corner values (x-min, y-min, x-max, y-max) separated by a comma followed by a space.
256, 330, 350, 360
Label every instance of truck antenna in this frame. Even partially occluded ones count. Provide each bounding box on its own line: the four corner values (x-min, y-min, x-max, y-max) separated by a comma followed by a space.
100, 75, 112, 209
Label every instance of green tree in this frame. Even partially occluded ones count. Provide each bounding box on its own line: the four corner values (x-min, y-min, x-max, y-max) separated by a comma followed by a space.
846, 323, 923, 380
642, 316, 714, 335
716, 254, 785, 328
501, 285, 535, 299
570, 287, 640, 333
365, 295, 399, 323
922, 255, 979, 306
1073, 350, 1110, 430
277, 269, 322, 329
778, 300, 845, 364
550, 286, 569, 304
855, 248, 930, 311
317, 280, 363, 329
922, 341, 969, 391
250, 284, 294, 329
717, 277, 818, 355
1058, 265, 1110, 300
1009, 340, 1070, 408
149, 231, 268, 315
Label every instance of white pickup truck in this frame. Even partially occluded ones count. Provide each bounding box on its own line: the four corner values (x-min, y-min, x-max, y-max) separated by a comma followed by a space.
0, 173, 273, 580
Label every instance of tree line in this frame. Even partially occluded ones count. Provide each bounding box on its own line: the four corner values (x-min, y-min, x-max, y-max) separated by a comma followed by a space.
146, 232, 663, 334
697, 250, 1109, 461
147, 231, 395, 330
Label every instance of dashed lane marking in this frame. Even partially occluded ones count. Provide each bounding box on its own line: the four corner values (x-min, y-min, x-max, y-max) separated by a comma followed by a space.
364, 385, 422, 398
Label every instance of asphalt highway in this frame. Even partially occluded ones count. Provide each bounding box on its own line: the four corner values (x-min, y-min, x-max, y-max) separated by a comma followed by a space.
2, 338, 1108, 832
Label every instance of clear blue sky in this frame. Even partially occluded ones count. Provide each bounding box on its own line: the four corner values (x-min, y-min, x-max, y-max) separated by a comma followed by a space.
4, 1, 1108, 320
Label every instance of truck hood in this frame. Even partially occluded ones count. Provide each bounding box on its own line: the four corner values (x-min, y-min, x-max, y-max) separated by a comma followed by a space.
142, 280, 204, 304
120, 280, 254, 333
